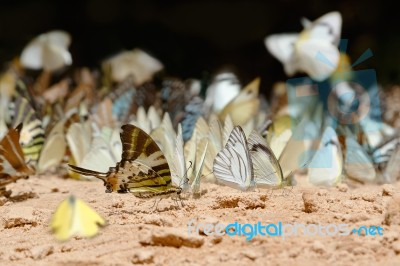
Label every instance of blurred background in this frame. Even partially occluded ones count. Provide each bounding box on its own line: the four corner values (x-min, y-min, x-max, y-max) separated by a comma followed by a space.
0, 0, 398, 96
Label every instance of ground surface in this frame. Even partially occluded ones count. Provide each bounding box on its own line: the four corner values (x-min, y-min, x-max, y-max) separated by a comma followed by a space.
0, 175, 399, 265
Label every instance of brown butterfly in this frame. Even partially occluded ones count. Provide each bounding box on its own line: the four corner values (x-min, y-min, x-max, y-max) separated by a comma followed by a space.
0, 124, 34, 197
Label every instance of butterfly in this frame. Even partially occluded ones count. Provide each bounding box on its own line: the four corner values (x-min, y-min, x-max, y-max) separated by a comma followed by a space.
102, 48, 163, 85
343, 135, 376, 183
0, 124, 34, 196
76, 128, 122, 178
7, 96, 45, 167
218, 78, 260, 126
50, 195, 106, 241
213, 126, 293, 191
308, 127, 344, 186
204, 71, 241, 113
20, 30, 72, 71
69, 124, 183, 207
265, 11, 342, 81
381, 143, 400, 183
152, 117, 206, 195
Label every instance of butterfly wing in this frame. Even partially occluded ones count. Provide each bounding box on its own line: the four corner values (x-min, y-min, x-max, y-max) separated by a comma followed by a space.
0, 123, 33, 175
119, 124, 173, 193
8, 96, 45, 166
170, 124, 187, 188
77, 136, 119, 179
66, 122, 92, 166
382, 144, 400, 183
247, 131, 283, 188
37, 121, 67, 173
295, 39, 340, 81
20, 37, 43, 69
219, 78, 260, 125
51, 196, 105, 241
344, 136, 376, 183
213, 126, 254, 191
74, 197, 106, 238
303, 11, 342, 46
308, 127, 343, 186
265, 34, 299, 76
191, 140, 208, 195
51, 196, 74, 241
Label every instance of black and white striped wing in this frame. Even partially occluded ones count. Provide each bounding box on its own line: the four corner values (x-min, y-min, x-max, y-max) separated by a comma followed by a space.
213, 126, 254, 191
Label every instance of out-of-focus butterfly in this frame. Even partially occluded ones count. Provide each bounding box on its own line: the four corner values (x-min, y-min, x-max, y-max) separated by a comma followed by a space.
71, 126, 121, 180
20, 30, 72, 71
343, 135, 376, 183
109, 76, 136, 123
213, 126, 294, 191
265, 11, 342, 81
50, 195, 106, 241
219, 78, 260, 126
0, 124, 34, 196
204, 71, 241, 113
102, 48, 163, 85
380, 143, 400, 183
7, 96, 45, 167
308, 127, 344, 186
130, 105, 161, 135
69, 124, 184, 208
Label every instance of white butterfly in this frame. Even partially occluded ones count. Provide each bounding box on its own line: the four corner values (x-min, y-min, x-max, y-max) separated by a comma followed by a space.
77, 127, 122, 179
204, 72, 241, 113
308, 126, 344, 186
213, 126, 254, 190
21, 30, 72, 71
213, 126, 293, 191
102, 48, 164, 85
344, 136, 376, 183
265, 11, 342, 81
381, 143, 400, 183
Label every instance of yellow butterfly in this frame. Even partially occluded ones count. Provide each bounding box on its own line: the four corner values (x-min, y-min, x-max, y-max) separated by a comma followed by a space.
51, 195, 106, 241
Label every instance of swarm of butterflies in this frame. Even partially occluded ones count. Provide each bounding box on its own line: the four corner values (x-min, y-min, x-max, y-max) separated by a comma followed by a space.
1, 11, 399, 240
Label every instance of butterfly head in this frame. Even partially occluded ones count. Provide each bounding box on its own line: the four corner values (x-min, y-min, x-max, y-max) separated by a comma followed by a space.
93, 167, 124, 193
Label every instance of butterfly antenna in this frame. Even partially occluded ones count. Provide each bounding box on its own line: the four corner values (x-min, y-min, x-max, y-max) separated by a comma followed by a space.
68, 164, 108, 183
180, 161, 193, 188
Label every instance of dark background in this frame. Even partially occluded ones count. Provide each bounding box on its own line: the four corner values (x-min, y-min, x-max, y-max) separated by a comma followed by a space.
0, 0, 398, 96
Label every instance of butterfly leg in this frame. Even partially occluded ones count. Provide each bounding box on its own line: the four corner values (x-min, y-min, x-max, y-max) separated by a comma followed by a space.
281, 186, 294, 197
150, 199, 157, 208
173, 198, 180, 208
269, 188, 275, 199
154, 198, 163, 211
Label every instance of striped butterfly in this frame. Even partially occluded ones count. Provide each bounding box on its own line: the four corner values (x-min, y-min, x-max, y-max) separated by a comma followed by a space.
8, 96, 45, 167
213, 126, 293, 191
69, 124, 183, 206
0, 124, 34, 196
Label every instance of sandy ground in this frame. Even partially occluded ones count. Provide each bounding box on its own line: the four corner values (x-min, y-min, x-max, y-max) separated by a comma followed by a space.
0, 174, 399, 266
